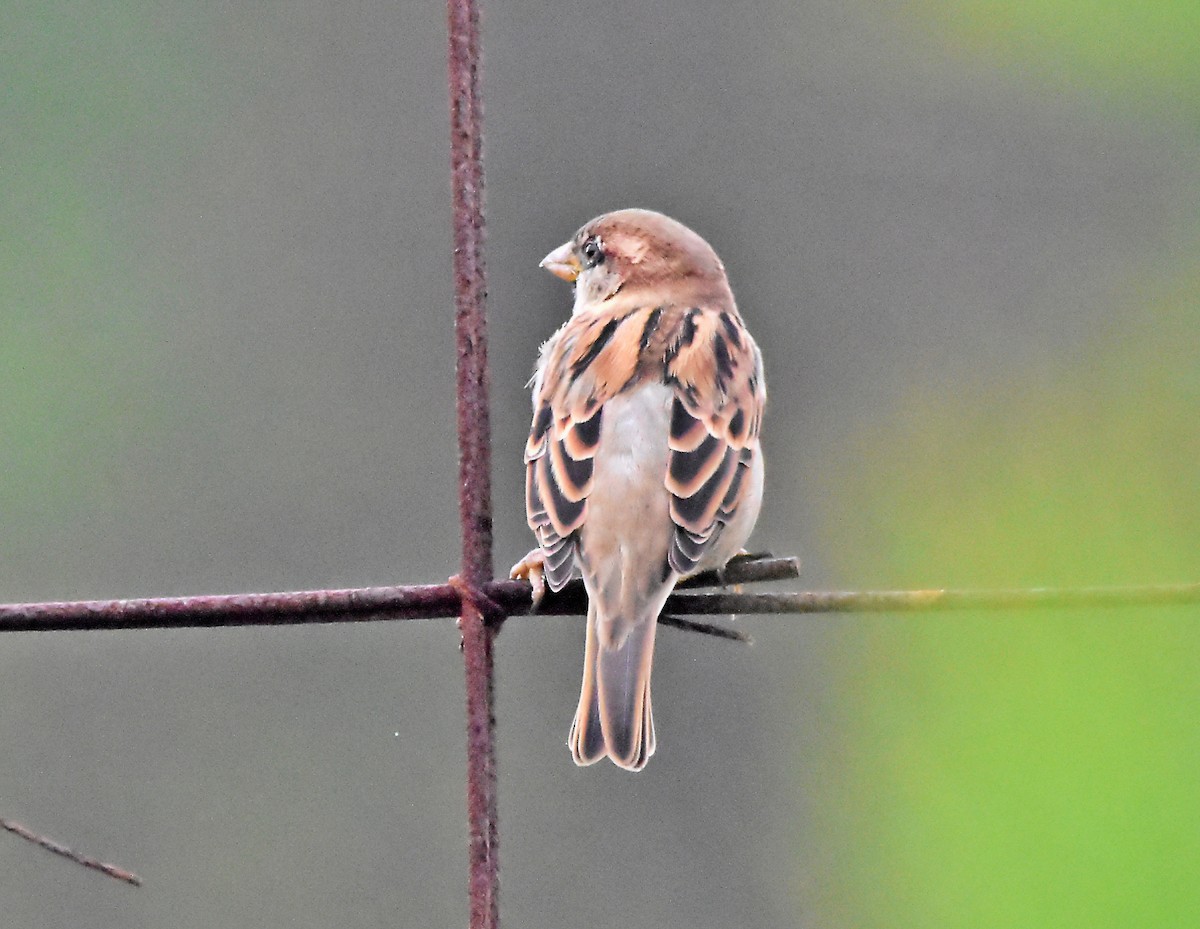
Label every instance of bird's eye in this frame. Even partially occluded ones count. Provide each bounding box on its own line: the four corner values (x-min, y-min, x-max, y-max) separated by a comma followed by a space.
580, 237, 604, 268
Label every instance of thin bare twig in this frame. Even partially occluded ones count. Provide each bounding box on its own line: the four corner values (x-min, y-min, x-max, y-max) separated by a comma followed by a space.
1, 817, 141, 887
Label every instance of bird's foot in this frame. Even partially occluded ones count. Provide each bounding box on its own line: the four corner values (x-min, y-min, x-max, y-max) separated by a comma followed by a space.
716, 549, 754, 589
509, 548, 548, 610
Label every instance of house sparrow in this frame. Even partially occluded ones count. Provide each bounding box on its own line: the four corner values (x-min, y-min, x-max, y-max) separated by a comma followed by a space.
512, 209, 766, 770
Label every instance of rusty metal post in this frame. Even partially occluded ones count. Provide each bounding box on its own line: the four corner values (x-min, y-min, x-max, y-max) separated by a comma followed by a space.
446, 0, 500, 925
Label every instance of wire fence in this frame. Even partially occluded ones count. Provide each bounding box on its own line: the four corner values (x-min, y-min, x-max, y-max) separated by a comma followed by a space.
4, 0, 1200, 925
5, 558, 1197, 634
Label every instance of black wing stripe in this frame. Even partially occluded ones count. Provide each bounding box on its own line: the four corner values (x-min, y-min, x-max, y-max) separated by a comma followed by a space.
562, 407, 603, 459
673, 527, 712, 563
538, 454, 586, 536
550, 436, 593, 502
639, 307, 664, 351
718, 455, 750, 517
668, 398, 709, 451
569, 316, 621, 377
667, 432, 724, 497
668, 524, 725, 575
528, 403, 553, 457
728, 408, 746, 444
712, 333, 734, 390
670, 445, 737, 529
719, 311, 743, 348
663, 309, 699, 364
526, 462, 547, 522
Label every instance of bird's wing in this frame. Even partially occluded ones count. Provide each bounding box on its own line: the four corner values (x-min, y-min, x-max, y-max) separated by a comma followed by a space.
525, 305, 659, 589
660, 306, 766, 574
524, 303, 764, 585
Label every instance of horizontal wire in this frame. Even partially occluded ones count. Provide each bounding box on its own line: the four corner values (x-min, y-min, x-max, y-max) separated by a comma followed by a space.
2, 555, 1195, 634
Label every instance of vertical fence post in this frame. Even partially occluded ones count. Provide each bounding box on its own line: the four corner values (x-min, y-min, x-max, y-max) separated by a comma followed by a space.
447, 0, 500, 926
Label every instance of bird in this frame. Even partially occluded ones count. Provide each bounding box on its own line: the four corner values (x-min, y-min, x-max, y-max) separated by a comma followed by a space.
511, 208, 766, 771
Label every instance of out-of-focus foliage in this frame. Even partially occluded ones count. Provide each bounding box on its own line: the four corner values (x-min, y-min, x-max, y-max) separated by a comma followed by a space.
906, 0, 1200, 108
1, 5, 209, 528
812, 4, 1200, 925
830, 274, 1200, 588
816, 185, 1200, 928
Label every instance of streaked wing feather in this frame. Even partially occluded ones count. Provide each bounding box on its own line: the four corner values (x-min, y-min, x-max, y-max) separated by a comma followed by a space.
663, 309, 765, 575
524, 300, 763, 583
524, 307, 663, 589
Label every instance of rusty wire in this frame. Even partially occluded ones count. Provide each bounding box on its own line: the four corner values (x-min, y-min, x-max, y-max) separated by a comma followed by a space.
0, 554, 798, 633
2, 561, 1197, 634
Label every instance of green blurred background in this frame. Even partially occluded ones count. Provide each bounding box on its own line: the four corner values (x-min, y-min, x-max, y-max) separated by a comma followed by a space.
2, 1, 1197, 926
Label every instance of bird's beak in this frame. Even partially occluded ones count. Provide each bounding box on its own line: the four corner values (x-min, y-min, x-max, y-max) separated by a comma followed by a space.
540, 241, 580, 282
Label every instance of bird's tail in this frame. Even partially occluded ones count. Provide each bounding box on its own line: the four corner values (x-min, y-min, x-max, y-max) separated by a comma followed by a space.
568, 602, 657, 771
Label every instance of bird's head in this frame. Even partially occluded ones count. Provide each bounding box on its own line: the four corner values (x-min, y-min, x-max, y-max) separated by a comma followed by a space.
540, 209, 731, 313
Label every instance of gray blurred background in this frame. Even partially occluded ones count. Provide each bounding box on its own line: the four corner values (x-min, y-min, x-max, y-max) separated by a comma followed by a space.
3, 1, 1197, 927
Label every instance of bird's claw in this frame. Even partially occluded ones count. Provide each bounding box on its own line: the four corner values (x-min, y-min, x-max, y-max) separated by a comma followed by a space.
509, 549, 548, 610
718, 548, 757, 589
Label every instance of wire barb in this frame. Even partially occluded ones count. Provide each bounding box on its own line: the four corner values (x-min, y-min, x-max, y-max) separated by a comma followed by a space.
659, 614, 752, 643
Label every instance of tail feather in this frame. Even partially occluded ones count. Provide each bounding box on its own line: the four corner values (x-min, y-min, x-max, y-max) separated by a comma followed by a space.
569, 604, 658, 771
568, 604, 606, 765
